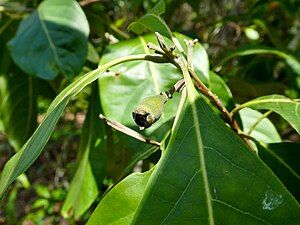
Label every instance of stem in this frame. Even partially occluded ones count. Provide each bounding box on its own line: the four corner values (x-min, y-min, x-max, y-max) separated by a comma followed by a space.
165, 78, 185, 98
99, 114, 161, 147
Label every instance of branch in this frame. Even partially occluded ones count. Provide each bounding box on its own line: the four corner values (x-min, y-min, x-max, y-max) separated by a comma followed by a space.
99, 114, 161, 147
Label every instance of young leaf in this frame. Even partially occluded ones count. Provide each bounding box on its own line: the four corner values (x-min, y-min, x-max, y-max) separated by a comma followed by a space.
233, 94, 300, 134
128, 0, 172, 39
8, 0, 90, 80
61, 84, 107, 219
239, 108, 281, 143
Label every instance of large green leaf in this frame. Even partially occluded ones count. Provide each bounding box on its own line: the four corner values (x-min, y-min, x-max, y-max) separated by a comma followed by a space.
87, 60, 300, 224
257, 142, 300, 202
239, 108, 281, 143
8, 0, 89, 80
87, 169, 154, 225
61, 84, 108, 219
233, 94, 300, 134
218, 46, 300, 76
0, 53, 153, 199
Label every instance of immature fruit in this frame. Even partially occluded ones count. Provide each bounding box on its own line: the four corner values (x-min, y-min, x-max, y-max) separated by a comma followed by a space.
132, 92, 170, 130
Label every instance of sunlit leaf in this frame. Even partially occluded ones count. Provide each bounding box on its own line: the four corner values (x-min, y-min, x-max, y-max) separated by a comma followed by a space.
239, 108, 281, 143
233, 94, 300, 134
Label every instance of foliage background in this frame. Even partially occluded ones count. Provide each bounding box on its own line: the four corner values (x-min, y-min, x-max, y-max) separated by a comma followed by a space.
0, 0, 299, 224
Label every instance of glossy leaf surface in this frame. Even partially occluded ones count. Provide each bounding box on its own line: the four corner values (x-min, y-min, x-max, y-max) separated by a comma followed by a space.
8, 0, 89, 80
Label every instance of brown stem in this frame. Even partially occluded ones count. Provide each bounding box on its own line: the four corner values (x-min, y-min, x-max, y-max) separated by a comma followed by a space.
99, 114, 161, 147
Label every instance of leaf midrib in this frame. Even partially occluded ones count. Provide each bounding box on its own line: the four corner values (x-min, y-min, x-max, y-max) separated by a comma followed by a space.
37, 9, 63, 74
179, 58, 215, 225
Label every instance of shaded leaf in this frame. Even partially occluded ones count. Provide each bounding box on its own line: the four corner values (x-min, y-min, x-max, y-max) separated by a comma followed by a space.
239, 108, 281, 143
233, 94, 300, 134
8, 0, 89, 80
257, 142, 300, 202
0, 50, 37, 151
218, 46, 300, 76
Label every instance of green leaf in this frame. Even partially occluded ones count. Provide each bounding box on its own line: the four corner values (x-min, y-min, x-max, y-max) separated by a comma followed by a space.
8, 0, 90, 80
257, 142, 300, 202
134, 72, 300, 223
61, 84, 107, 219
218, 46, 300, 76
87, 169, 154, 225
128, 14, 172, 39
128, 0, 171, 39
239, 108, 281, 143
148, 0, 165, 15
88, 61, 300, 224
233, 94, 300, 134
0, 53, 151, 199
0, 53, 37, 151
